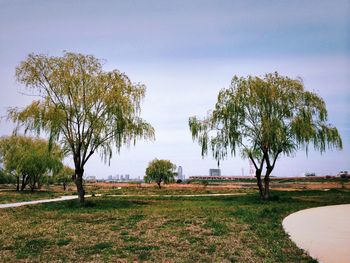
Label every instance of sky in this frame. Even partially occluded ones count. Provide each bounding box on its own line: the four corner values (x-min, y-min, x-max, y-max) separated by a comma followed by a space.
0, 0, 349, 178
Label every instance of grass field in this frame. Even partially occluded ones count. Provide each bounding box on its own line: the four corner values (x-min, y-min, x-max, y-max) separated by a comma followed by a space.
0, 185, 250, 204
0, 187, 349, 262
0, 190, 64, 204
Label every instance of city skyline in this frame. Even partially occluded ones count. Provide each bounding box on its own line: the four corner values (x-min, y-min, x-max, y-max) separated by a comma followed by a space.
0, 0, 349, 178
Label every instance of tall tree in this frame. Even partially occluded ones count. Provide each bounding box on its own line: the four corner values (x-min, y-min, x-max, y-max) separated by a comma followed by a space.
8, 52, 155, 202
189, 72, 342, 200
0, 135, 63, 191
145, 159, 176, 188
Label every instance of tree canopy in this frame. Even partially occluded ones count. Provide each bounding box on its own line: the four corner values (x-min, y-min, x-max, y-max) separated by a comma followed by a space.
145, 159, 176, 188
8, 52, 155, 201
0, 135, 63, 191
189, 72, 342, 200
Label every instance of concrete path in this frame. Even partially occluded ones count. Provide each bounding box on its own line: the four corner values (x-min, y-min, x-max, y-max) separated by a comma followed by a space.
283, 204, 350, 263
0, 195, 82, 209
0, 193, 244, 209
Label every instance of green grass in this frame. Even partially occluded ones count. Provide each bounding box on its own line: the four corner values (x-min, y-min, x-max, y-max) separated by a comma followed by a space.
0, 184, 251, 203
95, 185, 250, 196
0, 189, 349, 262
0, 190, 63, 204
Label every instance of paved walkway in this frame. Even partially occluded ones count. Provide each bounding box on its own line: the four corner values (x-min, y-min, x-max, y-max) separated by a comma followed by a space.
283, 204, 350, 263
0, 193, 244, 209
0, 195, 82, 209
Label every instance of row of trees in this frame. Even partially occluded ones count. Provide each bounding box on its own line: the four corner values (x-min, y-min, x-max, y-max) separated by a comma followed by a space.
4, 52, 342, 201
0, 136, 74, 191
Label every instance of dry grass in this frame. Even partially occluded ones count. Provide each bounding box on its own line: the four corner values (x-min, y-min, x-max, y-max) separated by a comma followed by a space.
0, 189, 349, 262
0, 182, 349, 262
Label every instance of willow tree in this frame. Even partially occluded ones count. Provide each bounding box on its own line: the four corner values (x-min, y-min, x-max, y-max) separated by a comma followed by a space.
144, 159, 176, 188
54, 165, 75, 191
0, 135, 63, 191
189, 72, 342, 200
9, 52, 155, 202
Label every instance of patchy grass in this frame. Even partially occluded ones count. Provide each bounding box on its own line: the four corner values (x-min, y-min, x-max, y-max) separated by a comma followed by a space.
94, 185, 251, 196
0, 190, 63, 204
0, 188, 349, 262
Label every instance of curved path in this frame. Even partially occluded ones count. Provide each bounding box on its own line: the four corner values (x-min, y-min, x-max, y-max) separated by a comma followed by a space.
283, 204, 350, 263
0, 192, 244, 209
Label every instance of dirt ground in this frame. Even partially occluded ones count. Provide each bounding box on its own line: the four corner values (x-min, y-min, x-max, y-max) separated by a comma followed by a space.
92, 180, 350, 191
4, 179, 347, 194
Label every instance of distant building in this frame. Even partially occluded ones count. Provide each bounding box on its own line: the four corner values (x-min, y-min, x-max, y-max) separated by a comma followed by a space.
85, 176, 96, 183
209, 169, 221, 176
113, 174, 119, 180
305, 172, 316, 177
177, 166, 184, 180
337, 171, 349, 178
125, 174, 130, 181
189, 175, 254, 181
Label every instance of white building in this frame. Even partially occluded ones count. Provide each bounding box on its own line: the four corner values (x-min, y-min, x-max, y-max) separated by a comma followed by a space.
209, 169, 221, 176
177, 166, 184, 180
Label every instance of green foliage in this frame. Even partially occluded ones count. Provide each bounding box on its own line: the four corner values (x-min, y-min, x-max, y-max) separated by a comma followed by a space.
189, 72, 342, 199
8, 52, 154, 200
0, 169, 16, 184
53, 165, 74, 190
9, 52, 154, 162
0, 135, 64, 191
144, 159, 176, 188
189, 72, 342, 161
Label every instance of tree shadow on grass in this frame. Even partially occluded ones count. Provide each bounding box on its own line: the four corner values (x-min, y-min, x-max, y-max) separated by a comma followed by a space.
39, 197, 151, 213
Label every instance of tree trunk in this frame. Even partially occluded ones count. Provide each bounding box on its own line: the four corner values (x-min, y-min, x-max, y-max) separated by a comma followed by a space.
37, 178, 43, 190
20, 174, 27, 191
261, 150, 280, 201
28, 175, 36, 192
263, 168, 273, 200
16, 176, 19, 191
255, 169, 264, 199
74, 169, 85, 203
263, 175, 270, 200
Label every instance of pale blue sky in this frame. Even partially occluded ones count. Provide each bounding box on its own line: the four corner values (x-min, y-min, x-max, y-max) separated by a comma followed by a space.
0, 0, 349, 178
